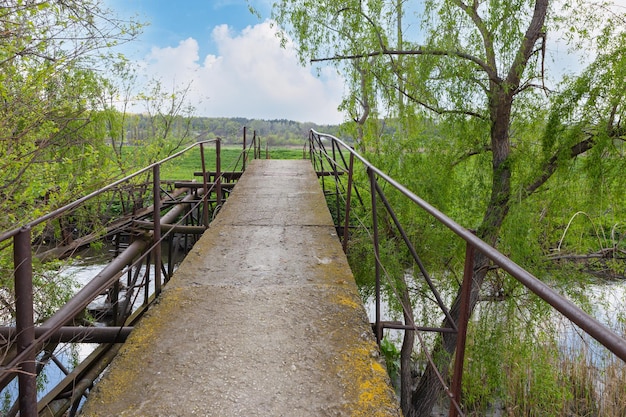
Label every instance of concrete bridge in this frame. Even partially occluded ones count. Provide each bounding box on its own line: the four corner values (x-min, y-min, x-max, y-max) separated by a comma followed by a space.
80, 159, 401, 416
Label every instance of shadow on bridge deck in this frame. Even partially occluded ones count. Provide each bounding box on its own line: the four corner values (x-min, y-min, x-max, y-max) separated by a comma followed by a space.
80, 159, 401, 417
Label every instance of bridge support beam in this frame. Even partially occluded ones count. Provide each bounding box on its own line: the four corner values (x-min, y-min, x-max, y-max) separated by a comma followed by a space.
0, 327, 133, 345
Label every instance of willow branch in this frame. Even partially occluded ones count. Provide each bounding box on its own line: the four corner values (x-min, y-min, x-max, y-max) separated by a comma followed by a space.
311, 48, 498, 82
452, 145, 492, 167
525, 137, 595, 196
453, 0, 497, 75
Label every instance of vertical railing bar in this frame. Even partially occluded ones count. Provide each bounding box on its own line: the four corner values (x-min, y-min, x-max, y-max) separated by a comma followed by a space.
311, 132, 320, 169
153, 165, 162, 297
112, 280, 120, 325
143, 252, 151, 305
334, 140, 365, 207
167, 232, 174, 280
368, 167, 383, 344
305, 133, 309, 160
14, 227, 37, 417
242, 127, 247, 171
253, 131, 258, 159
331, 139, 341, 229
200, 142, 210, 228
342, 151, 355, 253
127, 259, 132, 288
449, 241, 475, 417
318, 137, 326, 196
216, 139, 222, 209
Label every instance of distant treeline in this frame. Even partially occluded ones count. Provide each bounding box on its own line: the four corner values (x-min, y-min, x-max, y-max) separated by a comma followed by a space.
123, 114, 341, 146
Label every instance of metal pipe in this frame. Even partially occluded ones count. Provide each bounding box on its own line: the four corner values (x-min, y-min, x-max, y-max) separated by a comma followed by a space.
0, 327, 132, 344
216, 138, 222, 208
379, 322, 457, 333
14, 227, 37, 417
242, 126, 247, 171
369, 168, 383, 345
200, 142, 210, 227
450, 241, 475, 417
132, 221, 206, 234
153, 165, 162, 297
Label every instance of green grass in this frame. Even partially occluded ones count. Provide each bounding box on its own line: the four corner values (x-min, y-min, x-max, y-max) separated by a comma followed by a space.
160, 146, 304, 180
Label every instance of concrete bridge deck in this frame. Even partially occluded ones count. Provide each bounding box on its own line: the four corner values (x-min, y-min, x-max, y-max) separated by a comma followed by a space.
81, 159, 401, 417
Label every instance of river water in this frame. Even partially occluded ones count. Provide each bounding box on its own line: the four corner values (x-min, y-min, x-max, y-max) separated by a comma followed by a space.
1, 253, 168, 414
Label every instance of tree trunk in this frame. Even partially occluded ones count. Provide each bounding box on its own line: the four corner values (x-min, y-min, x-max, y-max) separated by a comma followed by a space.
409, 87, 514, 416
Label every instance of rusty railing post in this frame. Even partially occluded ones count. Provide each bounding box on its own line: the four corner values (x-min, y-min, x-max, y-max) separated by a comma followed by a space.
14, 226, 37, 417
216, 138, 222, 208
331, 140, 341, 229
242, 126, 247, 171
200, 142, 210, 228
342, 151, 355, 253
153, 165, 162, 297
368, 167, 383, 344
253, 130, 258, 159
449, 240, 475, 417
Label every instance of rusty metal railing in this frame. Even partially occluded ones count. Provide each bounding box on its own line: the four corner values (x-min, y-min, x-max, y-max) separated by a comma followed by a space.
308, 129, 626, 417
0, 138, 235, 417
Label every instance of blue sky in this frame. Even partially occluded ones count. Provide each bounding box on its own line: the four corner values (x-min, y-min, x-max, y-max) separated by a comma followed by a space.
110, 0, 269, 58
105, 0, 345, 124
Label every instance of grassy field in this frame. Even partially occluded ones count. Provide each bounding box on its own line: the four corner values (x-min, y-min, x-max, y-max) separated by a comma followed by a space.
160, 146, 304, 180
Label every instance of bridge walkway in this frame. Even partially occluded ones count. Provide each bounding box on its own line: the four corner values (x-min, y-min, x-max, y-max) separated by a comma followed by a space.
80, 159, 401, 417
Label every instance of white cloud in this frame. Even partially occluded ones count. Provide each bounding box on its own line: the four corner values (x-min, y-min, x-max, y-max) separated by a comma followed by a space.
132, 21, 345, 124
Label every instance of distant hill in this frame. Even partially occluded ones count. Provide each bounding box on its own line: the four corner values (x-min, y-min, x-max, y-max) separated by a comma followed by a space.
189, 117, 342, 146
120, 114, 343, 147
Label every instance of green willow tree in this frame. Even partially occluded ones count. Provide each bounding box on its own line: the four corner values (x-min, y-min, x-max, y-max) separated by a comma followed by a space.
270, 0, 626, 415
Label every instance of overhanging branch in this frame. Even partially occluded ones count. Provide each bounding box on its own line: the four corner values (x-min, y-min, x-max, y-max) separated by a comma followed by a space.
525, 137, 595, 196
311, 48, 498, 82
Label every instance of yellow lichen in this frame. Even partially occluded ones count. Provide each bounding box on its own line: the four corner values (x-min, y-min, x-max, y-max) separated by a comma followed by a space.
335, 292, 360, 310
337, 343, 402, 416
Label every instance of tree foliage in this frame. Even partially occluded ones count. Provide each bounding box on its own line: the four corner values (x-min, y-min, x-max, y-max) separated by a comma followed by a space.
0, 0, 141, 231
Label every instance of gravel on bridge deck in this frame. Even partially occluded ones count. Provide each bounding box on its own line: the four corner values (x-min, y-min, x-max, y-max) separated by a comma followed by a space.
80, 159, 401, 417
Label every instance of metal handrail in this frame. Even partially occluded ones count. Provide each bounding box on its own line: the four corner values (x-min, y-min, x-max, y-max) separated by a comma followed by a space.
308, 128, 626, 416
0, 139, 217, 244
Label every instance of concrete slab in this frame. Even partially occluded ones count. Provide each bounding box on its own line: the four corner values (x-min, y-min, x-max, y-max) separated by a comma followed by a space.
80, 159, 401, 417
